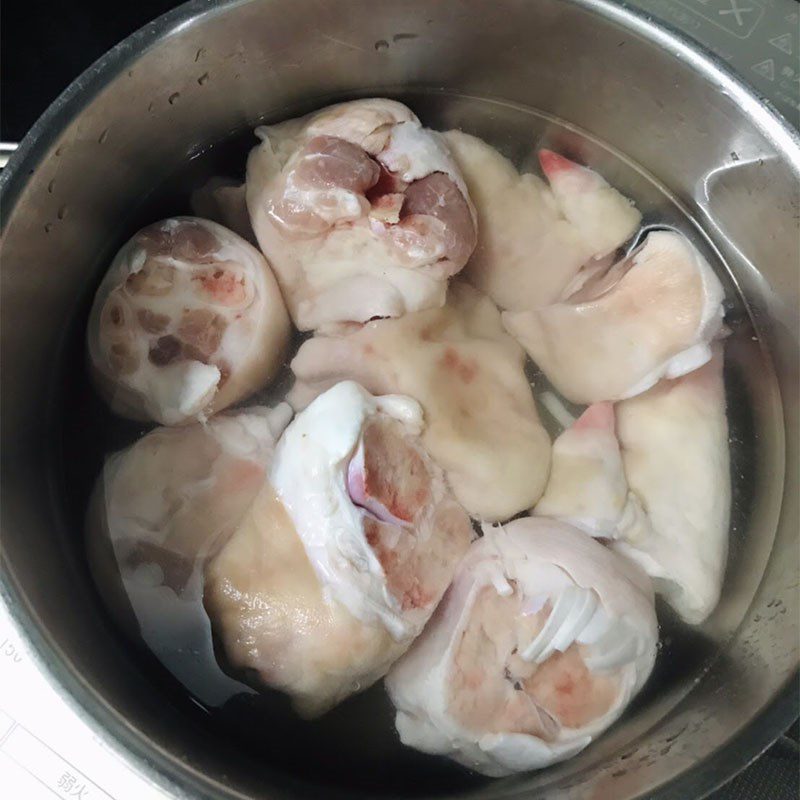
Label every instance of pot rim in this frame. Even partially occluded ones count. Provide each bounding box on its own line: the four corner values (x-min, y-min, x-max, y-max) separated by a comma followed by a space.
1, 1, 797, 799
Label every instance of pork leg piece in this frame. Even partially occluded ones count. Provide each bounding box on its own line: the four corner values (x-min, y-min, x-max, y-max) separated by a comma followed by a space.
87, 217, 290, 425
190, 178, 255, 244
532, 346, 730, 624
386, 518, 657, 776
615, 345, 731, 624
246, 98, 477, 331
204, 381, 473, 716
289, 282, 552, 521
533, 402, 648, 540
503, 230, 725, 403
86, 403, 291, 703
443, 131, 640, 311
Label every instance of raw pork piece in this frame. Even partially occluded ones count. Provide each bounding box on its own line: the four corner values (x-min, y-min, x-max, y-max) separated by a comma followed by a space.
204, 382, 473, 716
443, 131, 640, 311
534, 402, 648, 540
533, 346, 730, 624
503, 230, 726, 403
289, 282, 552, 521
615, 346, 730, 624
86, 404, 291, 704
190, 178, 255, 244
246, 99, 477, 330
87, 217, 290, 425
386, 518, 657, 776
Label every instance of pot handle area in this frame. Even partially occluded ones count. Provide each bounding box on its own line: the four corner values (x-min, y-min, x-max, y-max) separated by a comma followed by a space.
0, 142, 19, 169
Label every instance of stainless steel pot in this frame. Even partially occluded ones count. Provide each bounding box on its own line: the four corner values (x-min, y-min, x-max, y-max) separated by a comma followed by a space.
1, 1, 798, 798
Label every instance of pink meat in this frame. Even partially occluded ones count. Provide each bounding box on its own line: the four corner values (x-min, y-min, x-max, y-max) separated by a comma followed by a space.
343, 413, 469, 615
397, 172, 477, 273
137, 219, 220, 263
538, 149, 580, 181
245, 100, 477, 330
346, 416, 431, 527
294, 135, 381, 192
571, 402, 615, 433
269, 135, 380, 236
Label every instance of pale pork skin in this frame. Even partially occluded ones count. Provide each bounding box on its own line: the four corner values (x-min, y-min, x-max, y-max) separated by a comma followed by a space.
87, 217, 290, 425
533, 345, 730, 624
85, 404, 292, 702
386, 518, 657, 777
443, 131, 641, 311
190, 178, 255, 244
534, 402, 648, 540
204, 484, 407, 717
615, 345, 730, 624
86, 404, 291, 626
503, 230, 726, 404
246, 99, 477, 331
289, 282, 552, 522
204, 382, 473, 716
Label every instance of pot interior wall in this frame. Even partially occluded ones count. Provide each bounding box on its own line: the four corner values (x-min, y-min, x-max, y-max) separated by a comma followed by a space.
1, 2, 798, 799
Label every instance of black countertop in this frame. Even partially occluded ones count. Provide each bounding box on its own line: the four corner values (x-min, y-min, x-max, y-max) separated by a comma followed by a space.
1, 0, 177, 142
